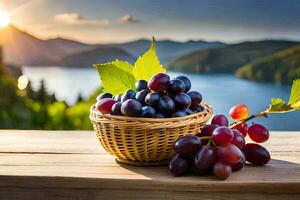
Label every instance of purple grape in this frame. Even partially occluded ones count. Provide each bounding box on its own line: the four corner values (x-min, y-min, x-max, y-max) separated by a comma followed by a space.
174, 135, 201, 157
135, 80, 148, 91
194, 145, 217, 175
111, 102, 122, 115
121, 99, 142, 117
231, 153, 246, 172
158, 96, 175, 115
171, 110, 187, 118
169, 154, 191, 176
211, 114, 229, 126
175, 76, 191, 93
231, 129, 245, 150
190, 105, 204, 113
141, 106, 156, 118
148, 73, 170, 92
167, 79, 186, 95
242, 143, 270, 166
173, 93, 191, 109
113, 94, 122, 102
135, 89, 149, 106
96, 92, 113, 102
121, 90, 136, 102
155, 112, 166, 118
145, 92, 160, 107
187, 91, 202, 106
185, 108, 194, 115
198, 124, 219, 137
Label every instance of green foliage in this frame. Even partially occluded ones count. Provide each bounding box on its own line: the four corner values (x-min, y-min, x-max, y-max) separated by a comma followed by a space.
268, 80, 300, 113
94, 38, 166, 95
236, 45, 300, 84
169, 40, 299, 74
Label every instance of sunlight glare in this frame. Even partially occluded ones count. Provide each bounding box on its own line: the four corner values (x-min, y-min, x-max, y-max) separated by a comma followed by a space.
18, 75, 29, 90
0, 11, 10, 28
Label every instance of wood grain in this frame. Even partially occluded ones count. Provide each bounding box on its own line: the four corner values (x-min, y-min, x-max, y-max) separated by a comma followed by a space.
0, 130, 299, 199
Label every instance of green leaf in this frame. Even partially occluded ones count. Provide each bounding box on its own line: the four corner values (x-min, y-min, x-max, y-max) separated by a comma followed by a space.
268, 98, 294, 113
288, 79, 300, 109
94, 60, 136, 95
133, 37, 166, 81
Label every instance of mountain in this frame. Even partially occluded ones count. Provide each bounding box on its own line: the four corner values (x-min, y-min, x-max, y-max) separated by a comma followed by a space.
109, 39, 225, 65
236, 45, 300, 84
45, 37, 93, 54
58, 46, 134, 67
169, 40, 300, 73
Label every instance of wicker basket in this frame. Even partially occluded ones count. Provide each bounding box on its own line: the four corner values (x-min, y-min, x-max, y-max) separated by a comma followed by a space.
90, 102, 213, 166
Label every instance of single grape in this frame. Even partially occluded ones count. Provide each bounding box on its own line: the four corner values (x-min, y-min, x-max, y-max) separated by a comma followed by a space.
113, 94, 122, 102
212, 126, 234, 146
167, 79, 186, 95
111, 102, 122, 115
141, 106, 156, 118
175, 76, 191, 93
185, 108, 194, 115
173, 93, 191, 109
135, 80, 148, 91
171, 110, 187, 118
211, 114, 229, 126
233, 122, 248, 137
231, 153, 246, 172
198, 124, 219, 137
145, 92, 160, 107
135, 90, 149, 106
148, 73, 170, 92
194, 145, 217, 175
242, 143, 270, 166
248, 123, 269, 143
169, 154, 191, 176
96, 92, 113, 102
155, 112, 166, 118
187, 91, 202, 106
190, 105, 204, 113
174, 135, 201, 157
229, 104, 249, 121
217, 144, 243, 164
121, 90, 136, 102
231, 129, 245, 149
158, 96, 175, 115
213, 161, 232, 180
121, 99, 142, 117
96, 98, 117, 114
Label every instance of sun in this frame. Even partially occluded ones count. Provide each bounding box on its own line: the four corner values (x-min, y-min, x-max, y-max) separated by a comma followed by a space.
0, 11, 10, 28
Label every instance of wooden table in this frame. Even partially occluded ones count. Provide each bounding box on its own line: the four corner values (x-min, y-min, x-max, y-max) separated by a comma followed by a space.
0, 130, 299, 200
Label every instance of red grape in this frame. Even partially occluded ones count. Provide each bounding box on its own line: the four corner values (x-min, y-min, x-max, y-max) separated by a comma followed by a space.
121, 99, 142, 117
135, 80, 148, 91
242, 143, 270, 166
229, 104, 249, 121
217, 144, 243, 164
187, 91, 202, 106
231, 154, 246, 172
231, 129, 245, 149
175, 76, 191, 93
169, 154, 191, 176
233, 122, 248, 137
148, 73, 170, 92
174, 135, 201, 157
248, 123, 269, 143
213, 161, 232, 180
211, 114, 229, 126
96, 98, 117, 114
198, 124, 219, 137
96, 92, 113, 101
194, 145, 217, 175
212, 126, 234, 146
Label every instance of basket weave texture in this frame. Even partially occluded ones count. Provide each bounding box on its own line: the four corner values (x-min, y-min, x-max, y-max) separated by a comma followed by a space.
90, 102, 213, 166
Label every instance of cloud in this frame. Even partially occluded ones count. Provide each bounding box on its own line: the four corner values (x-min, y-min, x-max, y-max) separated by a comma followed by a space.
54, 13, 139, 26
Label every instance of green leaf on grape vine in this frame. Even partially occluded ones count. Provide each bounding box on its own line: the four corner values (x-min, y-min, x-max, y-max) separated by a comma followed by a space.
288, 79, 300, 109
94, 60, 136, 95
94, 37, 166, 95
133, 37, 166, 81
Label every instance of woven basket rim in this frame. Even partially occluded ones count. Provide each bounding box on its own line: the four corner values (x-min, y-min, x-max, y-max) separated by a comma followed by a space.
90, 102, 213, 122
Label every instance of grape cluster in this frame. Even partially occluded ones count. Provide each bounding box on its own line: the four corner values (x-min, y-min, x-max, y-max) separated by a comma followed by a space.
95, 73, 204, 118
169, 104, 271, 180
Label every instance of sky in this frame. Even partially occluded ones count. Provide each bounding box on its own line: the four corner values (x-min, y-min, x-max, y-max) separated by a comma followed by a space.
1, 0, 300, 43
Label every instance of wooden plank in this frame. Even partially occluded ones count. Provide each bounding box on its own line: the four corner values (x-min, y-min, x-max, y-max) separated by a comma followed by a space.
0, 130, 299, 199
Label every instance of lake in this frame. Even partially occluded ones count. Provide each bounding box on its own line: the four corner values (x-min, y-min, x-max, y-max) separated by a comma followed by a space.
22, 66, 300, 131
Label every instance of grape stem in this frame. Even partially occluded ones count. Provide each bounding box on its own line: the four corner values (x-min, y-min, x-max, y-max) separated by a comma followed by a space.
229, 111, 268, 128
